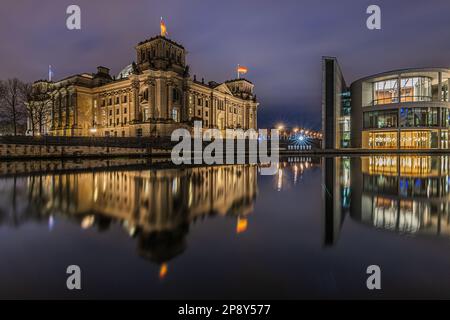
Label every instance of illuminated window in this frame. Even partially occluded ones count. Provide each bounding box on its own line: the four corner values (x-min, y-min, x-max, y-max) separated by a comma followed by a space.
366, 131, 397, 149
400, 77, 431, 102
172, 109, 179, 122
399, 107, 438, 127
400, 130, 438, 149
373, 79, 398, 105
364, 110, 398, 129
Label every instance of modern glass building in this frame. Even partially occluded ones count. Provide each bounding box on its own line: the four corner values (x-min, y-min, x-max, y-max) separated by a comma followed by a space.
322, 57, 450, 150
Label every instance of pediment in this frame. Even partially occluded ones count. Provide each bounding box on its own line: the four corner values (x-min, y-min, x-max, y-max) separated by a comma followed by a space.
214, 83, 233, 95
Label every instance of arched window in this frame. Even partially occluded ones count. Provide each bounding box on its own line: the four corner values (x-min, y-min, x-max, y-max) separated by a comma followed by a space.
172, 88, 180, 102
141, 88, 149, 101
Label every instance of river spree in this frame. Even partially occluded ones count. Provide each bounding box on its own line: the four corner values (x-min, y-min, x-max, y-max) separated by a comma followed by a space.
1, 156, 450, 299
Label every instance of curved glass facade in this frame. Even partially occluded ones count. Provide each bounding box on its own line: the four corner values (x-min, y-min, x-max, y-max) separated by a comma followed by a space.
400, 77, 432, 102
363, 107, 441, 129
370, 76, 432, 106
373, 79, 398, 105
322, 58, 450, 150
362, 72, 450, 149
363, 110, 397, 129
399, 107, 439, 127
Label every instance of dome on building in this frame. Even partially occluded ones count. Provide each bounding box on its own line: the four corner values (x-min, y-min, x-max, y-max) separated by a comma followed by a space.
117, 64, 133, 79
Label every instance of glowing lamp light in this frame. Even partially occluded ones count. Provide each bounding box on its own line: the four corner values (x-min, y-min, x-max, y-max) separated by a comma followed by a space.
89, 128, 97, 134
298, 135, 305, 141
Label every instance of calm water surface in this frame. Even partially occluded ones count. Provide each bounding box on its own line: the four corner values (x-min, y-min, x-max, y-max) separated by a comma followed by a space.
1, 155, 450, 299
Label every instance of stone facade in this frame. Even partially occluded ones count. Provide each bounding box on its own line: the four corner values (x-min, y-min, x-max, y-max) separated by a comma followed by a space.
28, 35, 259, 137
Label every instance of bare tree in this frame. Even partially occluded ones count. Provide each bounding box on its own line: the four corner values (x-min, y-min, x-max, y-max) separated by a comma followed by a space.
31, 102, 49, 136
21, 82, 50, 136
0, 79, 27, 136
0, 81, 5, 99
20, 82, 36, 135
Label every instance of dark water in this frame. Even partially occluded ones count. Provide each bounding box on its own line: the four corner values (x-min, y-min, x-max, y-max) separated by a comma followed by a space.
1, 155, 450, 299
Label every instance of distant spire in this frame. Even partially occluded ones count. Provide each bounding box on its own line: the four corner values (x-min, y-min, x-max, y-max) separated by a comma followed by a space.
48, 65, 54, 81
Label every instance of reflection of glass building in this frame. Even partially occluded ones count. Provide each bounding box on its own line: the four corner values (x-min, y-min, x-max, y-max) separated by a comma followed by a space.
323, 156, 450, 245
355, 156, 450, 235
322, 57, 450, 149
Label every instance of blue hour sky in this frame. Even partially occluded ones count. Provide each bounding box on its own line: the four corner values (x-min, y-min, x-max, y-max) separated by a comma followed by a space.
1, 0, 450, 129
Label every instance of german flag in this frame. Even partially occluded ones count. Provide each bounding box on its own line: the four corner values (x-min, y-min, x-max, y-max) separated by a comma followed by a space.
160, 17, 167, 37
237, 65, 248, 74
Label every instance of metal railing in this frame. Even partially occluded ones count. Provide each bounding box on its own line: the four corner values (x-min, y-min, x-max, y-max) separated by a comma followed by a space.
0, 136, 175, 148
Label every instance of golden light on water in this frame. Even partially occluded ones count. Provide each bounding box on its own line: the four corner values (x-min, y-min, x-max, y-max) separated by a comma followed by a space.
236, 217, 248, 234
159, 263, 168, 279
277, 168, 283, 191
81, 215, 95, 229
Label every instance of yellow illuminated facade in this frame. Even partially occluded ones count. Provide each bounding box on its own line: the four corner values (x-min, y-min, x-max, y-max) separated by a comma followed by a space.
28, 34, 258, 137
364, 131, 397, 149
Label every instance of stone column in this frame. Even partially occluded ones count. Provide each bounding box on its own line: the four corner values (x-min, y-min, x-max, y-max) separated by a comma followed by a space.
58, 93, 62, 129
224, 98, 228, 129
51, 95, 55, 130
181, 88, 187, 122
211, 96, 216, 128
167, 80, 174, 121
438, 72, 442, 102
155, 78, 164, 119
65, 92, 70, 129
131, 79, 140, 122
193, 93, 197, 119
151, 81, 156, 120
69, 89, 78, 135
73, 91, 78, 128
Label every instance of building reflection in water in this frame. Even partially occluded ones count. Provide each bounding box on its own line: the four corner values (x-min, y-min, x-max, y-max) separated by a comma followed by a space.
0, 164, 258, 277
323, 155, 450, 245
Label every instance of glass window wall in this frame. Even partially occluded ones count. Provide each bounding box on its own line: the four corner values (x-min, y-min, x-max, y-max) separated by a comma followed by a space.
399, 107, 439, 127
400, 130, 438, 149
367, 131, 398, 149
371, 76, 432, 106
373, 79, 398, 105
400, 77, 432, 102
364, 110, 398, 129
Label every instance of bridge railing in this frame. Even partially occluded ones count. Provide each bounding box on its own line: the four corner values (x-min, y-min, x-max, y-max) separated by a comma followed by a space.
0, 136, 175, 148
